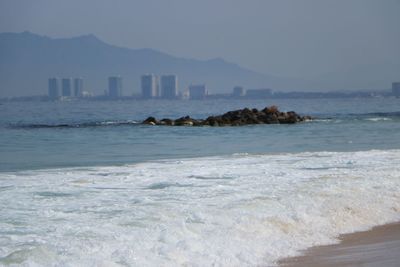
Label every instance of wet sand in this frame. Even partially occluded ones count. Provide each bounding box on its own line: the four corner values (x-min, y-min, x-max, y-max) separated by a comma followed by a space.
279, 222, 400, 267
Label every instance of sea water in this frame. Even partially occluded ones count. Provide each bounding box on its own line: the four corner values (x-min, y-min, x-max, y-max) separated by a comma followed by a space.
0, 98, 399, 266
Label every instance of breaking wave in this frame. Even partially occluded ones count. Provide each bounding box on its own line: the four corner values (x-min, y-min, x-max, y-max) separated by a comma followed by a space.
0, 150, 399, 266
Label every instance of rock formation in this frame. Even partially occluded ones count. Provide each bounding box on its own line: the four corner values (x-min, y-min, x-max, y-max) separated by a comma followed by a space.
143, 106, 311, 126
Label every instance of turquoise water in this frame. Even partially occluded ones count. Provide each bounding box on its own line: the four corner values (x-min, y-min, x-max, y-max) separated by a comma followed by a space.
1, 98, 400, 266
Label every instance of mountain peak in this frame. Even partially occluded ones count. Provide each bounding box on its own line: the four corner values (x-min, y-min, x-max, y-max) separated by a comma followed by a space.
0, 31, 298, 97
75, 34, 99, 41
61, 33, 104, 45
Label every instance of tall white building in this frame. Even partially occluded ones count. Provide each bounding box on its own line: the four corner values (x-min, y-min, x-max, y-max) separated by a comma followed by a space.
392, 82, 400, 97
232, 86, 245, 97
48, 78, 60, 100
189, 84, 208, 100
62, 78, 72, 97
161, 75, 178, 99
141, 74, 159, 99
108, 76, 122, 98
74, 78, 83, 97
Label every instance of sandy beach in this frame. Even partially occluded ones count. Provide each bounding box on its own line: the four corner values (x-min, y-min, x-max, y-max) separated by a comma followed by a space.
279, 222, 400, 267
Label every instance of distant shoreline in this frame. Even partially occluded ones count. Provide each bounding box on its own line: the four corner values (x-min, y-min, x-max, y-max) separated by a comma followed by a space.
1, 93, 399, 103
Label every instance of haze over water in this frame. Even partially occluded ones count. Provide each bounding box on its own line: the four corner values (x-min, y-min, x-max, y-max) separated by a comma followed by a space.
1, 0, 400, 265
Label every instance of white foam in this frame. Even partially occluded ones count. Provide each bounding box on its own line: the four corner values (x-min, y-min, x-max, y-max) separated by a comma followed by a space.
1, 150, 400, 266
365, 117, 392, 122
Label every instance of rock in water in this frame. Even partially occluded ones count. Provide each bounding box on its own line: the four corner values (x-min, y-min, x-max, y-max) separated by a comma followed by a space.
142, 106, 311, 126
143, 117, 158, 125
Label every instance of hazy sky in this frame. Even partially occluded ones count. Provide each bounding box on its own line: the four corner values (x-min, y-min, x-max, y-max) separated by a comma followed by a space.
1, 0, 399, 79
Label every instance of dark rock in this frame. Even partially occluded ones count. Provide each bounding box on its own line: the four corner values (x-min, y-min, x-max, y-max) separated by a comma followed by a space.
159, 118, 174, 125
267, 114, 279, 124
141, 106, 311, 127
242, 108, 253, 115
174, 116, 203, 126
205, 116, 219, 126
143, 116, 158, 125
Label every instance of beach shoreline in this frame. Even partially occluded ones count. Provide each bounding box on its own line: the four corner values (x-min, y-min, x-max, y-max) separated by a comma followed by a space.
279, 222, 400, 267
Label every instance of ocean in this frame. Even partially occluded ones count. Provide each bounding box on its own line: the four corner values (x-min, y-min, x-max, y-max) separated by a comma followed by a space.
0, 98, 400, 266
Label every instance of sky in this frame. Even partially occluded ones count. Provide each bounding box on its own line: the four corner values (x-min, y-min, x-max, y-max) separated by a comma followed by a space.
0, 0, 399, 80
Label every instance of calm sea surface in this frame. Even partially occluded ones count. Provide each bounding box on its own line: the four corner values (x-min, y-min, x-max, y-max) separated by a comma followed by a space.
0, 98, 399, 266
1, 98, 400, 172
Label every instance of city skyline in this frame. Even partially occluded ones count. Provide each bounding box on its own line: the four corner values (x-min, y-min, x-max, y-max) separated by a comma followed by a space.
43, 74, 400, 101
0, 30, 399, 97
0, 0, 399, 97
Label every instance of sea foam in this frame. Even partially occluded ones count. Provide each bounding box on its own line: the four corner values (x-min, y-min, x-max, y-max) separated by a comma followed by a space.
0, 150, 399, 266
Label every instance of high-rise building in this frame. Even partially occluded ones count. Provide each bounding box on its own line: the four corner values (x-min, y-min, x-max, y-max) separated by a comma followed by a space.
189, 84, 208, 100
232, 86, 245, 97
48, 78, 59, 100
161, 75, 178, 99
392, 82, 400, 97
141, 74, 159, 99
108, 76, 122, 98
62, 78, 72, 97
74, 78, 83, 97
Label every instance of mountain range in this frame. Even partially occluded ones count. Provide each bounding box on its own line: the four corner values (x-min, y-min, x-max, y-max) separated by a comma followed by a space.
0, 31, 315, 97
0, 31, 397, 97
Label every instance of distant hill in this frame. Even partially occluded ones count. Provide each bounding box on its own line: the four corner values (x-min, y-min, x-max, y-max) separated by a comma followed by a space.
0, 31, 312, 97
